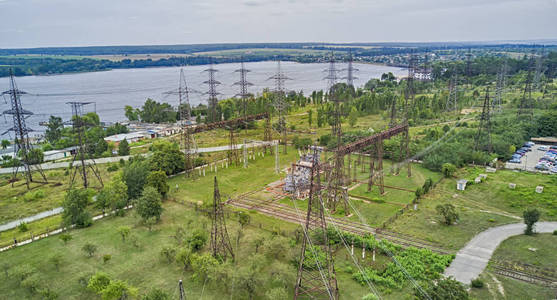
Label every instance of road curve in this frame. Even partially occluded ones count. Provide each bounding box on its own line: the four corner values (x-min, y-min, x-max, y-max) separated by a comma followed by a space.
444, 221, 557, 284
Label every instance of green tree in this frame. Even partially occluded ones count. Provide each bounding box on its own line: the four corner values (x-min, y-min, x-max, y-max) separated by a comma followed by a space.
82, 243, 97, 258
523, 208, 540, 235
22, 148, 44, 164
87, 272, 111, 293
186, 228, 208, 251
123, 159, 149, 199
307, 109, 313, 128
348, 106, 358, 127
436, 204, 459, 225
49, 254, 63, 271
441, 163, 456, 177
160, 246, 176, 264
45, 116, 63, 144
146, 170, 169, 198
190, 253, 219, 282
149, 140, 185, 175
117, 226, 131, 242
1, 139, 10, 149
102, 280, 138, 300
97, 177, 128, 215
124, 105, 139, 121
118, 139, 130, 156
176, 247, 193, 270
59, 233, 73, 245
416, 277, 468, 300
136, 186, 163, 223
62, 189, 92, 228
238, 212, 251, 229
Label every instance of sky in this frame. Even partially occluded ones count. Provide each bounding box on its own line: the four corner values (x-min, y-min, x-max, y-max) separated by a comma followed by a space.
0, 0, 556, 48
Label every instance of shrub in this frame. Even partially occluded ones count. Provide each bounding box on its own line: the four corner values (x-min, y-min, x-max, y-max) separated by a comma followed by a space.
9, 264, 36, 282
442, 163, 457, 177
186, 228, 208, 251
103, 254, 112, 264
39, 288, 59, 300
143, 288, 170, 300
87, 272, 111, 293
160, 246, 176, 264
553, 230, 557, 235
82, 243, 97, 258
21, 273, 42, 294
107, 164, 119, 172
18, 222, 29, 232
362, 293, 379, 300
471, 278, 484, 288
436, 204, 459, 225
117, 226, 131, 242
59, 233, 73, 245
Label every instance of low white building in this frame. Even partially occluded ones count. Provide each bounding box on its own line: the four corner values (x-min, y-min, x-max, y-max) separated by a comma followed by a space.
104, 132, 147, 146
457, 179, 468, 191
43, 146, 77, 162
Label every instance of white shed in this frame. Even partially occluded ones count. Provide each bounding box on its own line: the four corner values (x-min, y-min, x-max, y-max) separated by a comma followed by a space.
457, 179, 468, 191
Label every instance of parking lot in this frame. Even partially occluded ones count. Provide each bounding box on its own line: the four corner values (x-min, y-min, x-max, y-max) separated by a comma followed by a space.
505, 144, 551, 172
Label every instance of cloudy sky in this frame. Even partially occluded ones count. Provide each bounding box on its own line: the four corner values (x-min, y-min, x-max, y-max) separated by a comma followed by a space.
0, 0, 556, 48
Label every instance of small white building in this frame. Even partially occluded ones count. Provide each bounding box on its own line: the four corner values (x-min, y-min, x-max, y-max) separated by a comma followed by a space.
509, 183, 516, 189
474, 177, 482, 184
457, 179, 468, 191
536, 186, 544, 193
104, 132, 147, 146
43, 146, 77, 162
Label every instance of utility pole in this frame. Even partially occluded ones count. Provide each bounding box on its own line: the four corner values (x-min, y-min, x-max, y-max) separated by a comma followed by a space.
294, 148, 339, 300
179, 279, 185, 300
210, 177, 234, 261
66, 101, 103, 189
268, 61, 290, 154
203, 63, 221, 123
1, 70, 47, 189
474, 87, 493, 153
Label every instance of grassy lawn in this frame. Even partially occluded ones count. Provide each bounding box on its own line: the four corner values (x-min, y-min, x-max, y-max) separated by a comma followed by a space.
491, 233, 557, 269
388, 166, 557, 251
168, 146, 300, 206
0, 201, 375, 299
469, 272, 555, 300
0, 164, 116, 224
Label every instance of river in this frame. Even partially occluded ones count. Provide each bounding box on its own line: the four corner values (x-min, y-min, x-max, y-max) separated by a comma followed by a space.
0, 61, 406, 136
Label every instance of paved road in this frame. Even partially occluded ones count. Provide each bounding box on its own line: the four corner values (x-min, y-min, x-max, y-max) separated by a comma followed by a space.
0, 142, 276, 175
0, 207, 63, 232
0, 155, 133, 175
444, 221, 557, 284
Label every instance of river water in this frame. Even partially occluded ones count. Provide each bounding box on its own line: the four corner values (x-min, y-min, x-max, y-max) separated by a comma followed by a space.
0, 61, 406, 136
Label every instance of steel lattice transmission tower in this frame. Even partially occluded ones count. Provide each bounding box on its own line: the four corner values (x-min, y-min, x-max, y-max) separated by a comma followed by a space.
533, 48, 545, 92
474, 88, 493, 152
294, 149, 339, 300
203, 63, 221, 123
67, 101, 103, 189
234, 60, 253, 121
518, 54, 535, 117
210, 176, 234, 261
398, 54, 414, 177
343, 50, 358, 87
493, 60, 508, 114
324, 52, 348, 214
465, 48, 473, 85
164, 69, 197, 176
268, 61, 290, 154
1, 70, 47, 189
446, 71, 458, 113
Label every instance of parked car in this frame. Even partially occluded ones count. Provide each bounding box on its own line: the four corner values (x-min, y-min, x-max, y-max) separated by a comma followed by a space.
526, 142, 535, 147
538, 146, 549, 151
509, 158, 521, 163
